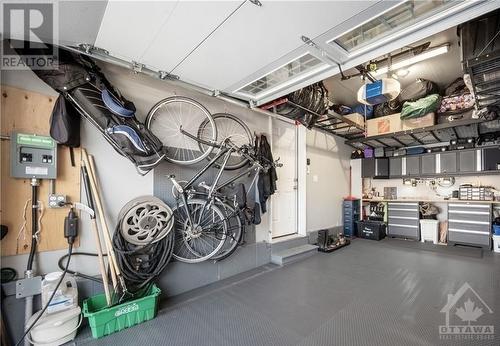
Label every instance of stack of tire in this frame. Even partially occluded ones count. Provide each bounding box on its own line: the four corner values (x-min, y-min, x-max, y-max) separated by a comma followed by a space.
276, 82, 329, 128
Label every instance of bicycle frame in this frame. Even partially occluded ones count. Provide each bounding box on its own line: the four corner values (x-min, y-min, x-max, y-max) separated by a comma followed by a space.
170, 140, 261, 228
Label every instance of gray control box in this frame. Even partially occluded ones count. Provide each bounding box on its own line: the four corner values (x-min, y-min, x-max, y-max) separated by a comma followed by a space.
10, 132, 57, 179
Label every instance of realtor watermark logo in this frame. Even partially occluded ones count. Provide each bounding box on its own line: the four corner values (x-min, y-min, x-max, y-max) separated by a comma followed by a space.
439, 282, 494, 341
1, 1, 58, 70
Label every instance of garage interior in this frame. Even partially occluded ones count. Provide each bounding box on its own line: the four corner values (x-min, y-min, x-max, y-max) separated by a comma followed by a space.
1, 1, 500, 346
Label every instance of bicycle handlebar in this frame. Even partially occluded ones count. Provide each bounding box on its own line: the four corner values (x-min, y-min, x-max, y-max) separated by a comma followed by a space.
179, 127, 282, 170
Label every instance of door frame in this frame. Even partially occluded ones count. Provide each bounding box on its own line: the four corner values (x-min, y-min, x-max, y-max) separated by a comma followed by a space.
268, 117, 307, 242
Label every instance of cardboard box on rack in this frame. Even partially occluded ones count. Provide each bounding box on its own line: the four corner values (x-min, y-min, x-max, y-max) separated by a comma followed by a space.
366, 113, 402, 136
402, 112, 435, 130
333, 113, 365, 133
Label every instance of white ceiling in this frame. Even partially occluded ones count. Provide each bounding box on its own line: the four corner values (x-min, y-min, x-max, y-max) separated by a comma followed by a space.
5, 0, 497, 107
171, 1, 374, 90
323, 27, 463, 106
95, 0, 244, 73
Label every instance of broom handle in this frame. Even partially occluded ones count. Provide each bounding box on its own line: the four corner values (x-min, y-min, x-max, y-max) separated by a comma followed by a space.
82, 162, 112, 305
90, 218, 112, 305
87, 154, 123, 278
81, 149, 119, 289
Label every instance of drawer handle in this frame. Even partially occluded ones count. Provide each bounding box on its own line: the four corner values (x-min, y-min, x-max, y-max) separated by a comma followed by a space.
388, 216, 418, 220
448, 204, 490, 208
388, 224, 418, 228
448, 229, 490, 235
449, 219, 490, 225
448, 210, 490, 215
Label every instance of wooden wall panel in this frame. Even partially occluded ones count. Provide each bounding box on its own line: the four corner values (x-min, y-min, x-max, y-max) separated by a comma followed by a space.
1, 85, 80, 256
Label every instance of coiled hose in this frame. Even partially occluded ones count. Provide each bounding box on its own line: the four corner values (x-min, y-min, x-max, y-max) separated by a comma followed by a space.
112, 226, 174, 294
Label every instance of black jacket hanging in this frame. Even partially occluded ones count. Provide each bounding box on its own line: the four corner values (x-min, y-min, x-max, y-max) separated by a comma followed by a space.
255, 134, 278, 214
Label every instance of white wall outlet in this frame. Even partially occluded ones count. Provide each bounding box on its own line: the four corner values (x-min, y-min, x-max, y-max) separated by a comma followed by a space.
48, 194, 67, 208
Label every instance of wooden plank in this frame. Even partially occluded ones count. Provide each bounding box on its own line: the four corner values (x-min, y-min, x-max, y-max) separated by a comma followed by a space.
1, 85, 80, 256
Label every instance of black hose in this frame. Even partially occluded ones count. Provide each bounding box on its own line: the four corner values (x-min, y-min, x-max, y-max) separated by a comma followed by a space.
26, 184, 38, 271
58, 252, 107, 283
112, 224, 174, 294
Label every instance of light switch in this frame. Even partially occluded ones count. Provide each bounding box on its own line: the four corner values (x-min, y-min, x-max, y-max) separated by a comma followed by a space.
313, 175, 318, 182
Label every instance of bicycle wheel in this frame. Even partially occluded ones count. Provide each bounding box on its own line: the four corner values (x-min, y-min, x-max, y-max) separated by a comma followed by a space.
172, 199, 227, 263
210, 202, 244, 262
198, 113, 253, 170
146, 96, 217, 165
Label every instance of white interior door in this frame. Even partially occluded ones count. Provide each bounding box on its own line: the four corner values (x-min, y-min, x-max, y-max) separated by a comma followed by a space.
271, 119, 297, 238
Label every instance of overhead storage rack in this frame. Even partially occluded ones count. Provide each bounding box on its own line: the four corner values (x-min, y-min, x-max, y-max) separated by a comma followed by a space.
260, 97, 365, 143
345, 118, 500, 149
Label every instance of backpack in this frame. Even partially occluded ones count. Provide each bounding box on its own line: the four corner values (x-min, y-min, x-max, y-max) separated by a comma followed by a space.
50, 94, 80, 147
399, 79, 439, 102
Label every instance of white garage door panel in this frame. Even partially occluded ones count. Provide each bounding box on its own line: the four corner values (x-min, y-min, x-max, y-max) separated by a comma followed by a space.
95, 1, 177, 62
141, 1, 244, 72
173, 1, 375, 90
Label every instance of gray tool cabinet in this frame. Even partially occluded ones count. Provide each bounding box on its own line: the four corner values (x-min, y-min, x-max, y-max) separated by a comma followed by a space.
448, 203, 491, 248
387, 202, 420, 240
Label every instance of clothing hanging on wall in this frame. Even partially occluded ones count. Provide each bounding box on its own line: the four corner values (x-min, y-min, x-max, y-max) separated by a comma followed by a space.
254, 134, 278, 217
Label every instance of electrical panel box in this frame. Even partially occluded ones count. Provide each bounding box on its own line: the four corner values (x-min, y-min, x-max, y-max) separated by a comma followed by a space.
10, 132, 57, 179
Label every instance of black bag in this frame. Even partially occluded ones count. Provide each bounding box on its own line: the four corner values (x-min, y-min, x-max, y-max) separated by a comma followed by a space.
399, 79, 439, 102
68, 80, 164, 166
444, 77, 468, 96
222, 183, 247, 209
19, 41, 165, 174
50, 94, 80, 147
373, 97, 402, 117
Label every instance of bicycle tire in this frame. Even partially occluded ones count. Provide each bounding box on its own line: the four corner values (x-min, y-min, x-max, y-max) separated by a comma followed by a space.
210, 202, 244, 262
145, 96, 217, 165
172, 199, 227, 263
198, 113, 253, 170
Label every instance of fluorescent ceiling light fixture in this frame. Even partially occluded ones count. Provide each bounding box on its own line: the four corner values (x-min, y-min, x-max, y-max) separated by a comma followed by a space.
373, 45, 449, 76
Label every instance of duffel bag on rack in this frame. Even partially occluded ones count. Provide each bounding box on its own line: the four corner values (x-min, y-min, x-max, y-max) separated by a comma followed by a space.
399, 79, 439, 102
401, 94, 441, 119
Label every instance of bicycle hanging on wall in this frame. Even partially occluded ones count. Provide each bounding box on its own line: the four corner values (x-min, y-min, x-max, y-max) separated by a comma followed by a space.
146, 96, 280, 263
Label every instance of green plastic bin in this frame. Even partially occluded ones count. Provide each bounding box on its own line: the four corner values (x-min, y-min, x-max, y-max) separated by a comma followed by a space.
83, 285, 161, 339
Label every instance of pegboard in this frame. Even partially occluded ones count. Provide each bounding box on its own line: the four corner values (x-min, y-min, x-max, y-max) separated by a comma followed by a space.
1, 85, 80, 256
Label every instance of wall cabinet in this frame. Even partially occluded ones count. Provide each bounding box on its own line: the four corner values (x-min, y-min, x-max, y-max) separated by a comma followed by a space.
405, 156, 420, 176
439, 152, 457, 174
482, 147, 500, 171
458, 150, 477, 173
389, 157, 402, 178
421, 154, 436, 175
361, 146, 499, 179
362, 158, 389, 178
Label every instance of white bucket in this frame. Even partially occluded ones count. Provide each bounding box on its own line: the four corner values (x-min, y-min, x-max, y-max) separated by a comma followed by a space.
420, 219, 439, 244
27, 306, 81, 346
493, 235, 500, 253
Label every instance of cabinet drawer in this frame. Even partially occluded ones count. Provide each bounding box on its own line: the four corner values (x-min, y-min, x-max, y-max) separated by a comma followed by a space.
448, 230, 490, 247
448, 212, 491, 224
388, 202, 418, 208
448, 221, 490, 233
387, 209, 419, 218
448, 203, 491, 214
388, 224, 420, 239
